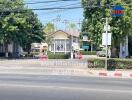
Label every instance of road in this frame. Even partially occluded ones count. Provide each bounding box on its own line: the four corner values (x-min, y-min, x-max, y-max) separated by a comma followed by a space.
0, 74, 132, 100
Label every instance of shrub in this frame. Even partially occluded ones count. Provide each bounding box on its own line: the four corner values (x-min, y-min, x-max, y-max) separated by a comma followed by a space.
48, 52, 70, 59
87, 58, 132, 70
80, 51, 96, 55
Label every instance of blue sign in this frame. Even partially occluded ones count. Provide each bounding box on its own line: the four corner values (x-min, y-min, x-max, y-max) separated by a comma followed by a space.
112, 5, 124, 17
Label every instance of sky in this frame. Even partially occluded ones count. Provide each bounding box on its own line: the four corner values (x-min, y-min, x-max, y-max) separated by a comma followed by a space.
25, 0, 83, 30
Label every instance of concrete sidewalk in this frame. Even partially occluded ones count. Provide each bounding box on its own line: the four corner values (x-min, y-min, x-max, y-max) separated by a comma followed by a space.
0, 66, 131, 78
0, 59, 131, 78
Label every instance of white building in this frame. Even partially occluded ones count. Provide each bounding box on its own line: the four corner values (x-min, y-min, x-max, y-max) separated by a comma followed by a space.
48, 30, 80, 54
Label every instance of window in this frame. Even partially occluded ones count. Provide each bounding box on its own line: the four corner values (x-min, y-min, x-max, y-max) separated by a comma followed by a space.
55, 39, 65, 52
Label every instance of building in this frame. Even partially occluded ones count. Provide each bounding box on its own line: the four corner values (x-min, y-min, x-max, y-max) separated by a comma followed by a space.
80, 33, 93, 51
48, 30, 80, 54
119, 35, 129, 58
0, 42, 23, 57
31, 43, 48, 55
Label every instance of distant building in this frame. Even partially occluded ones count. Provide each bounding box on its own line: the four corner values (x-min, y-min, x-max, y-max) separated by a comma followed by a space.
80, 33, 93, 51
0, 42, 23, 57
48, 30, 80, 54
31, 43, 48, 55
119, 35, 129, 58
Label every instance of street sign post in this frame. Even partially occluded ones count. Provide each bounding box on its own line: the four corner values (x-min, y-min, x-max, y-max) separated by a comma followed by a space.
102, 18, 112, 70
102, 5, 124, 70
102, 33, 112, 46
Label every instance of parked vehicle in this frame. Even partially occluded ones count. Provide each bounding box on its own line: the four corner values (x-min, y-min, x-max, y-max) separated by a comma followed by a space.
96, 50, 106, 57
31, 43, 48, 58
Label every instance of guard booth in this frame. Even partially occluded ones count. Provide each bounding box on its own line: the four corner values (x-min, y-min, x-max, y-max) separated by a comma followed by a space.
31, 43, 48, 59
39, 43, 48, 60
72, 43, 82, 59
40, 43, 48, 55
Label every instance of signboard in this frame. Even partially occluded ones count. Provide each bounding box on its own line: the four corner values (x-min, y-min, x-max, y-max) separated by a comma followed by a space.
112, 5, 124, 17
104, 25, 110, 32
102, 33, 112, 46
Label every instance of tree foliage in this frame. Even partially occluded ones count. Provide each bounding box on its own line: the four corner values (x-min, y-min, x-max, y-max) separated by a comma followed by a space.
0, 0, 45, 56
43, 22, 55, 45
44, 22, 55, 34
81, 0, 132, 49
67, 22, 77, 29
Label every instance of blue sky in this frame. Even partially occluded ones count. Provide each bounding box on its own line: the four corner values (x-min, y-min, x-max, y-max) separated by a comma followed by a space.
25, 0, 83, 29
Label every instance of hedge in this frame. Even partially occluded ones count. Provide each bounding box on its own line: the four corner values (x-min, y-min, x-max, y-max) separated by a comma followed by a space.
87, 58, 132, 70
22, 52, 70, 59
48, 52, 70, 59
80, 51, 96, 55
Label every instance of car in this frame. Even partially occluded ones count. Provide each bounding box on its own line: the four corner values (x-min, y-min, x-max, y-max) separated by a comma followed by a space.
96, 50, 106, 57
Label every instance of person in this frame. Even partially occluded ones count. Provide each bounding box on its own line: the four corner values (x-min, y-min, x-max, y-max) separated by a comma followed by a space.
73, 50, 75, 59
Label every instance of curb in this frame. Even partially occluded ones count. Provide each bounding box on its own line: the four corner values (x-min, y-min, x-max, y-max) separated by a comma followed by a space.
114, 72, 122, 77
98, 71, 132, 78
99, 72, 107, 76
130, 74, 132, 77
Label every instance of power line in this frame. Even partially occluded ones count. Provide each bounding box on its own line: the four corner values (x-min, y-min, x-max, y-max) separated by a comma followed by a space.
32, 6, 81, 10
0, 6, 81, 12
21, 4, 132, 11
0, 4, 131, 12
43, 2, 81, 14
0, 0, 79, 7
24, 0, 79, 5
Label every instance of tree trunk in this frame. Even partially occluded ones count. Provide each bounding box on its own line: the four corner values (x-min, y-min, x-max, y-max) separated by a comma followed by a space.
5, 43, 9, 58
111, 39, 120, 58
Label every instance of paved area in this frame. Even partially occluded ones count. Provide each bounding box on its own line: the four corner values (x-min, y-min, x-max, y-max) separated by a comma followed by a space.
0, 59, 88, 68
0, 74, 132, 100
82, 55, 99, 59
0, 59, 132, 78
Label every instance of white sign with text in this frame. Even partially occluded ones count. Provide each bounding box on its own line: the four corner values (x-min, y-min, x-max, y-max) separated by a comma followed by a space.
102, 33, 112, 46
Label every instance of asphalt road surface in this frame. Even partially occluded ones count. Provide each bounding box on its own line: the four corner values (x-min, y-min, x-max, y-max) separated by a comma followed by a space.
0, 74, 132, 100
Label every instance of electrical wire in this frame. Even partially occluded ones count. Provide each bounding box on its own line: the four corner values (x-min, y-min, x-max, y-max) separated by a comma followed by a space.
0, 4, 131, 12
25, 0, 79, 4
20, 4, 132, 11
0, 0, 79, 5
43, 2, 81, 14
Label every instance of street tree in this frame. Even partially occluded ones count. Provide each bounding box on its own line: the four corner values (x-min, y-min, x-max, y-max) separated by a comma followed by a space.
0, 0, 45, 57
43, 22, 55, 45
44, 22, 55, 34
81, 0, 132, 56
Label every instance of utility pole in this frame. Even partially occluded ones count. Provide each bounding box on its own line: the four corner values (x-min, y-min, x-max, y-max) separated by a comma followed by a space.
103, 17, 111, 70
102, 17, 109, 70
63, 19, 69, 31
105, 17, 108, 70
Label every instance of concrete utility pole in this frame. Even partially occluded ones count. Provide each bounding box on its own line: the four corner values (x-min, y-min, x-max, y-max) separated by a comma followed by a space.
62, 19, 69, 31
103, 17, 112, 70
105, 17, 108, 70
102, 17, 109, 70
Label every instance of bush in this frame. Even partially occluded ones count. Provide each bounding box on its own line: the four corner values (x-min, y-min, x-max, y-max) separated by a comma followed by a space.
48, 52, 70, 59
80, 51, 96, 55
87, 58, 132, 70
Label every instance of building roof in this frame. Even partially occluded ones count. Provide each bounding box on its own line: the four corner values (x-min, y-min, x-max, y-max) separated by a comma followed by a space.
51, 30, 80, 37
